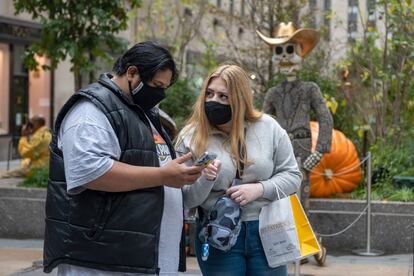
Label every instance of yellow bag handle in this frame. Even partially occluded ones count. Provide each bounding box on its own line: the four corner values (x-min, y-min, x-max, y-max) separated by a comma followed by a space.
290, 194, 321, 257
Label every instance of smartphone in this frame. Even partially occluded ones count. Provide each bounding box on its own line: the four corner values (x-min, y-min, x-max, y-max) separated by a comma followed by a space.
194, 152, 217, 168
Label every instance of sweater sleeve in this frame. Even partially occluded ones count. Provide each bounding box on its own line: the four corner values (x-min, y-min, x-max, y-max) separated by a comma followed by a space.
260, 130, 302, 201
18, 136, 33, 159
18, 129, 46, 159
262, 88, 277, 115
176, 137, 217, 209
310, 83, 333, 153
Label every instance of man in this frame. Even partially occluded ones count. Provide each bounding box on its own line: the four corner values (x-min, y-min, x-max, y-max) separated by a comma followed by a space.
1, 115, 51, 178
257, 22, 333, 265
43, 41, 204, 275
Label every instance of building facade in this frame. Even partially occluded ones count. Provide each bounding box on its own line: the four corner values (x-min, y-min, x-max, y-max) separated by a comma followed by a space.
308, 0, 386, 64
0, 1, 74, 161
0, 0, 386, 161
131, 0, 386, 81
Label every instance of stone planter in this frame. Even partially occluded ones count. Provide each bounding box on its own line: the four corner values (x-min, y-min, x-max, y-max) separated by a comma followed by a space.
309, 198, 414, 254
0, 185, 413, 254
0, 185, 46, 239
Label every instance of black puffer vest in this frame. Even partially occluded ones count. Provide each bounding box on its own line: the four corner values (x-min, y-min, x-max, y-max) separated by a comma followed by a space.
43, 73, 185, 274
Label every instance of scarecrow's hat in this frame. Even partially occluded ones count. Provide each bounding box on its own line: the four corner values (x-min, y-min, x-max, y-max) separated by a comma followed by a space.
256, 22, 320, 57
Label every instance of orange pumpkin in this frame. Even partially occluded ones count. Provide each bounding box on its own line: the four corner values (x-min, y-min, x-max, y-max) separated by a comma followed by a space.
309, 121, 362, 197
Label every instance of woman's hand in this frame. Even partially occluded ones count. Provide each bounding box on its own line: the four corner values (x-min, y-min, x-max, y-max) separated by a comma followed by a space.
21, 123, 32, 136
202, 159, 221, 181
227, 183, 264, 206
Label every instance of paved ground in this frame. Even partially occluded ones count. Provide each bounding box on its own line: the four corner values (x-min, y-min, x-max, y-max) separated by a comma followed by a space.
0, 160, 21, 170
0, 177, 22, 188
1, 162, 413, 275
0, 239, 412, 276
0, 159, 21, 182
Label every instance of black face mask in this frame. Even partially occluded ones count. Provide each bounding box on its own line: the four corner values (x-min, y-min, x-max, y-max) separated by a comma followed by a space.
204, 101, 232, 125
129, 81, 165, 111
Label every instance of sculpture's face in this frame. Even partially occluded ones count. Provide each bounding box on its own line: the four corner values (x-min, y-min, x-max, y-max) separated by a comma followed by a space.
272, 42, 302, 76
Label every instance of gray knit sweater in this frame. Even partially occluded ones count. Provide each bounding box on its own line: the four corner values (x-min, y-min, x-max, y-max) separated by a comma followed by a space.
177, 114, 302, 221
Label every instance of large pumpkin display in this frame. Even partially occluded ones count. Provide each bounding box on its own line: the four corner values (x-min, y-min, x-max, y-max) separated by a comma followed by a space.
309, 121, 362, 197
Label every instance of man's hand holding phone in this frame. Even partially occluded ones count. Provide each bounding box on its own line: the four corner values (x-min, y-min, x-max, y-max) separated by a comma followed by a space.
163, 152, 204, 188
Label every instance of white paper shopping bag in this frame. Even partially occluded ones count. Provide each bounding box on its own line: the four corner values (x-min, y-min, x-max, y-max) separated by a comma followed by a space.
259, 195, 301, 267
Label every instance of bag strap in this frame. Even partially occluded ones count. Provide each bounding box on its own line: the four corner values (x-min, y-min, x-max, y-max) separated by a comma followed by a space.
235, 140, 245, 179
274, 183, 288, 200
235, 162, 244, 179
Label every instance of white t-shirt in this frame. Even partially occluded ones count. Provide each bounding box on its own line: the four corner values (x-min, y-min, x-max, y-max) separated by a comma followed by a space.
57, 99, 183, 276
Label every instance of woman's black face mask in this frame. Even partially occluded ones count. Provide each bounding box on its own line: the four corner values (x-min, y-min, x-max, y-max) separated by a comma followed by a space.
204, 101, 232, 125
129, 81, 165, 111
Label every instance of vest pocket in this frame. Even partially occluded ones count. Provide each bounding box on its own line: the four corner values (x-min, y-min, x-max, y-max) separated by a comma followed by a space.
45, 218, 158, 271
86, 195, 112, 241
71, 224, 158, 270
68, 190, 108, 239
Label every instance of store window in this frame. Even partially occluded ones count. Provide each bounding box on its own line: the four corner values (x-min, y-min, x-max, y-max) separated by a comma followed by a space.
229, 0, 234, 14
29, 55, 51, 127
11, 44, 29, 137
309, 0, 317, 29
0, 43, 10, 135
348, 0, 359, 42
367, 0, 376, 29
324, 0, 332, 40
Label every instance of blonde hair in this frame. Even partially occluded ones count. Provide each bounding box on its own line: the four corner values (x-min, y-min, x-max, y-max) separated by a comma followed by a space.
180, 64, 262, 171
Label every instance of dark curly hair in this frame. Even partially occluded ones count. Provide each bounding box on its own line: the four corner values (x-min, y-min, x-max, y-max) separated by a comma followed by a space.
112, 41, 178, 85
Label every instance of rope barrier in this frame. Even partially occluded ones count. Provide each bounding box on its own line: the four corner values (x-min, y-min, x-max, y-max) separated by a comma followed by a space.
318, 204, 368, 237
310, 154, 371, 238
313, 152, 384, 255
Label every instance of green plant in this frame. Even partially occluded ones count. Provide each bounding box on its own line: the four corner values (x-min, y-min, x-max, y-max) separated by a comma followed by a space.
198, 42, 220, 74
371, 135, 414, 186
342, 0, 414, 145
349, 133, 414, 202
159, 78, 198, 130
18, 165, 49, 188
387, 187, 414, 202
13, 0, 141, 90
350, 182, 414, 202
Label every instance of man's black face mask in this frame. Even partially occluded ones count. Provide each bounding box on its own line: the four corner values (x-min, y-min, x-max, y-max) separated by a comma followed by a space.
129, 81, 165, 111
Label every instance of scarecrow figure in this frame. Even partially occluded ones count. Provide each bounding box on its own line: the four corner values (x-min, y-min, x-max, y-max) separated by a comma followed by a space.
257, 22, 333, 265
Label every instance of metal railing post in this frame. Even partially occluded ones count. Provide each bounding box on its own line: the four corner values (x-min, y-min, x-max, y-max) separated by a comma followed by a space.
353, 152, 384, 256
7, 138, 13, 171
294, 157, 302, 276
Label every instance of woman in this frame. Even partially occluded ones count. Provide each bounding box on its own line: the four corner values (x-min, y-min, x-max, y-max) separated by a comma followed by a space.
176, 65, 302, 275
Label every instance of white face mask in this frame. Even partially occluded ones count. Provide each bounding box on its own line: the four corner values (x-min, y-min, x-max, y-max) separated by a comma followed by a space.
272, 43, 303, 76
